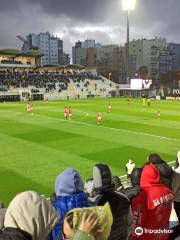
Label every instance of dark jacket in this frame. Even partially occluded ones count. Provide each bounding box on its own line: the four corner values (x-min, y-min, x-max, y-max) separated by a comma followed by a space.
96, 191, 132, 240
153, 163, 172, 188
0, 228, 32, 240
125, 168, 142, 201
93, 164, 132, 240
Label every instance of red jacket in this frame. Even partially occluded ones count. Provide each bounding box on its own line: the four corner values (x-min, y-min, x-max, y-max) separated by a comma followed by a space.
131, 165, 174, 240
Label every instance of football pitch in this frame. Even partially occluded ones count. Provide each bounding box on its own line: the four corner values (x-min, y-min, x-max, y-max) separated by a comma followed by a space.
0, 98, 180, 204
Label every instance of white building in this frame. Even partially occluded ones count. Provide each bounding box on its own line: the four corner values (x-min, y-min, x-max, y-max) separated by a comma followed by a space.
22, 32, 63, 66
128, 38, 175, 80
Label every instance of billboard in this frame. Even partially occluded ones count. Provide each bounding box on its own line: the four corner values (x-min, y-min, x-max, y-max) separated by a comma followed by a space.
131, 79, 152, 90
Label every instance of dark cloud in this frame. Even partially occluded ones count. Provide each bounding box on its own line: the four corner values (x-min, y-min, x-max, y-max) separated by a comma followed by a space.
0, 0, 179, 55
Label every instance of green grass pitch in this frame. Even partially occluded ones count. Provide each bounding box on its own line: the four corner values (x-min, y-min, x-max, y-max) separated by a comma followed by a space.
0, 98, 180, 205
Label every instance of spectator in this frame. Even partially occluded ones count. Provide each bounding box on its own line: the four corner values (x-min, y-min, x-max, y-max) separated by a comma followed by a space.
131, 165, 174, 240
50, 168, 89, 240
147, 153, 172, 188
126, 159, 135, 185
0, 191, 59, 240
169, 151, 180, 239
93, 164, 132, 240
173, 151, 180, 220
63, 203, 113, 240
125, 168, 142, 201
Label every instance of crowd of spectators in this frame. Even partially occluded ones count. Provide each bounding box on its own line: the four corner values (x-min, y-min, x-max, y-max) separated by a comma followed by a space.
0, 151, 180, 240
0, 70, 101, 94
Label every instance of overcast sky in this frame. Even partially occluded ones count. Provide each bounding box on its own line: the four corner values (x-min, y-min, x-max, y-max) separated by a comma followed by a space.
0, 0, 179, 55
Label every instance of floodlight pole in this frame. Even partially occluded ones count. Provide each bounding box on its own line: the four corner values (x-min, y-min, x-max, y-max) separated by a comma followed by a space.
126, 10, 130, 84
122, 0, 136, 83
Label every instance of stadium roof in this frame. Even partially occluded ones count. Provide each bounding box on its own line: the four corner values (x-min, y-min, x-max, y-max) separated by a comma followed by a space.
43, 64, 66, 68
42, 64, 85, 69
0, 49, 44, 57
66, 64, 85, 69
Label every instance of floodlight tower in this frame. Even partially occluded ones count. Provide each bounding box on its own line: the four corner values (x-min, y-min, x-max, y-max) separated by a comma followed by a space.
122, 0, 136, 83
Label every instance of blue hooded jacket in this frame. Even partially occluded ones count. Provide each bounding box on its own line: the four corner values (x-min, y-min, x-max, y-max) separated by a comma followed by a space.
50, 168, 89, 240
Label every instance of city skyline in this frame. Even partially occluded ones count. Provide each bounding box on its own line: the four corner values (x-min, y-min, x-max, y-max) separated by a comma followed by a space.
0, 0, 180, 56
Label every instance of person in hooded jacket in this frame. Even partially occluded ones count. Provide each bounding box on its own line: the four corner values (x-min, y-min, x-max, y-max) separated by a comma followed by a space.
93, 163, 132, 240
63, 203, 113, 240
50, 168, 89, 240
0, 191, 59, 240
131, 165, 174, 240
147, 153, 172, 189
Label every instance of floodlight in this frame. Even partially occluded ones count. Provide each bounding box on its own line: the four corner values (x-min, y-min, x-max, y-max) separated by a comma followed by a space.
122, 0, 136, 11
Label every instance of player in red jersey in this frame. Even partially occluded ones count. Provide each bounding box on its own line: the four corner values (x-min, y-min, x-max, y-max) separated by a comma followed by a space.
26, 103, 33, 113
157, 108, 161, 119
97, 112, 102, 125
29, 103, 33, 113
64, 107, 68, 120
68, 107, 72, 120
108, 102, 112, 113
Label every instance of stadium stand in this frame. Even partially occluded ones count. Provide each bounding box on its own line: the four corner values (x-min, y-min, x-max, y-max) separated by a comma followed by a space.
0, 68, 118, 101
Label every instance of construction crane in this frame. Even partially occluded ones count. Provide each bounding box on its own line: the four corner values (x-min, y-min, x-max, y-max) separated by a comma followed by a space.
16, 35, 38, 50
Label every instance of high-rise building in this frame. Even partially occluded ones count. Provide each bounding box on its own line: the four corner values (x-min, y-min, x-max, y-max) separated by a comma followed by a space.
119, 38, 176, 81
96, 45, 119, 80
22, 32, 63, 66
72, 41, 120, 82
72, 40, 102, 65
169, 43, 180, 70
61, 53, 70, 65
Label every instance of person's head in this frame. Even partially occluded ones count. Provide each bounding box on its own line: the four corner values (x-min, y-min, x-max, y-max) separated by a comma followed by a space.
147, 153, 164, 165
55, 168, 84, 197
63, 203, 113, 240
131, 168, 142, 187
63, 212, 99, 239
129, 159, 133, 164
93, 164, 114, 193
4, 191, 59, 240
140, 165, 160, 188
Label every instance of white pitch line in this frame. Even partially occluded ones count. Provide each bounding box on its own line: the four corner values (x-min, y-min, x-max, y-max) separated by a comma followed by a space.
44, 116, 179, 142
73, 110, 89, 116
